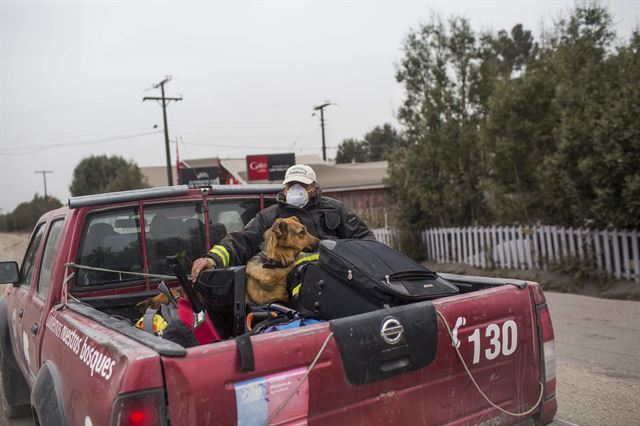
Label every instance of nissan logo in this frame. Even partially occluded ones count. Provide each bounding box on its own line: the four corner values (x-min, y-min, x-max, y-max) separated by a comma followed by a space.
380, 317, 404, 345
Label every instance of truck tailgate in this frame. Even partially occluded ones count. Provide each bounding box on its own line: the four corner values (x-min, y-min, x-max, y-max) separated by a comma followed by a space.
161, 284, 543, 425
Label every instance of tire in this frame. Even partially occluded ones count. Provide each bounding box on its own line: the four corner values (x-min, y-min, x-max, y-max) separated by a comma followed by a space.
0, 352, 31, 418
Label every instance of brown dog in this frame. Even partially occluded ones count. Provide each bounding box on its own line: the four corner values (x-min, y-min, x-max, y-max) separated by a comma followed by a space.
135, 286, 185, 314
246, 217, 319, 305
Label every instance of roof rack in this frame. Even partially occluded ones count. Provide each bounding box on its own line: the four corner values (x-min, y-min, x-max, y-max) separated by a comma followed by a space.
68, 184, 283, 209
69, 185, 190, 209
207, 184, 282, 195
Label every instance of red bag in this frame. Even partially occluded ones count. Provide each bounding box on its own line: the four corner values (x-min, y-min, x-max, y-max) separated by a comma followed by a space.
140, 282, 221, 347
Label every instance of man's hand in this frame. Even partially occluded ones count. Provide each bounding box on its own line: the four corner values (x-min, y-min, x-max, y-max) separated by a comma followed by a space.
191, 257, 215, 283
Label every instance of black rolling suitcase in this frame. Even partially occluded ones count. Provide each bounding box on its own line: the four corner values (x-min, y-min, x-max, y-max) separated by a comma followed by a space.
292, 239, 458, 320
195, 266, 247, 338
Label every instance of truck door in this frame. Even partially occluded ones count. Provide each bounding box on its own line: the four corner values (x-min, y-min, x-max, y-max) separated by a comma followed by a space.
22, 218, 65, 380
5, 223, 46, 384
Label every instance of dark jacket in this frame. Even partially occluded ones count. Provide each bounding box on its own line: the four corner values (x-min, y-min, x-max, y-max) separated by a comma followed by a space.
206, 190, 375, 267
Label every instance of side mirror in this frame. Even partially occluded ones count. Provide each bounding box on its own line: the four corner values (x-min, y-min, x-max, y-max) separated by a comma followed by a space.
0, 262, 19, 285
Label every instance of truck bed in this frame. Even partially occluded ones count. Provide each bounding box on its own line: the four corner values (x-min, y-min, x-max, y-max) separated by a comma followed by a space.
69, 274, 554, 425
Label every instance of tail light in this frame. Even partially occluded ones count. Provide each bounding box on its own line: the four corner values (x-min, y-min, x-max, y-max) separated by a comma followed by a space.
110, 389, 167, 426
536, 304, 556, 398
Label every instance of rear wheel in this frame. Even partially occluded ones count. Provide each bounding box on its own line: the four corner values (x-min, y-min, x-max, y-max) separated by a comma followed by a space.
0, 352, 31, 418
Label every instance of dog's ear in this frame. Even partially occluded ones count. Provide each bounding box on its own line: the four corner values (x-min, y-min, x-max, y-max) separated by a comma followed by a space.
270, 218, 289, 239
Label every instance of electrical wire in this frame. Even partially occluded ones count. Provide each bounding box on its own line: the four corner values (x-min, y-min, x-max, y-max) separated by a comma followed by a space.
0, 131, 163, 156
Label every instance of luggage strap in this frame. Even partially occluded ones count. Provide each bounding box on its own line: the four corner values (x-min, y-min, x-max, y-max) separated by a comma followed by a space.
235, 333, 255, 372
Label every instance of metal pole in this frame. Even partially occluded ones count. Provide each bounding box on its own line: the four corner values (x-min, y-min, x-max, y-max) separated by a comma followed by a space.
320, 107, 326, 162
35, 170, 53, 198
160, 82, 173, 186
143, 77, 182, 187
313, 101, 332, 162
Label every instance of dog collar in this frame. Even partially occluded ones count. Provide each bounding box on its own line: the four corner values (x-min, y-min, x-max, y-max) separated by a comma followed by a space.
259, 251, 289, 269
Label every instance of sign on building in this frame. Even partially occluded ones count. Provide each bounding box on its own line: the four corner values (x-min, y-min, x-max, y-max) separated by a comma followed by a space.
246, 153, 295, 181
178, 167, 220, 188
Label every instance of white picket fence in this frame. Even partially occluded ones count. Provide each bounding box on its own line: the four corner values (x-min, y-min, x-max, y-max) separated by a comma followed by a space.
373, 226, 640, 283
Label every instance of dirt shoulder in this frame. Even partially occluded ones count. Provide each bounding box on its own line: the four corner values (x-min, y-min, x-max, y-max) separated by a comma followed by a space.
0, 232, 29, 263
424, 260, 640, 301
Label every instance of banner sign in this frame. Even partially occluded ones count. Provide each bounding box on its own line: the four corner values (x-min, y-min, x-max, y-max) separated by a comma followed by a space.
246, 153, 295, 181
179, 167, 220, 188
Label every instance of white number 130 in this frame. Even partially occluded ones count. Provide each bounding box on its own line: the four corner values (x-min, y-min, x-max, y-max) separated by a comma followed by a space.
467, 320, 517, 364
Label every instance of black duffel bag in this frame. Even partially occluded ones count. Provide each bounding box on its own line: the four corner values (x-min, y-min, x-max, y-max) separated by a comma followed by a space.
290, 239, 459, 319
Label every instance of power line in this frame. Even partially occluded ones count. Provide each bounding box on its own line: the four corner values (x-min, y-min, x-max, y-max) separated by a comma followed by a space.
143, 76, 183, 186
35, 170, 53, 198
171, 140, 338, 150
0, 131, 162, 156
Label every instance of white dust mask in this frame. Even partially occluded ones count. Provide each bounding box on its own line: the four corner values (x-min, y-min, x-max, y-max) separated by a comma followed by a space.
285, 184, 309, 208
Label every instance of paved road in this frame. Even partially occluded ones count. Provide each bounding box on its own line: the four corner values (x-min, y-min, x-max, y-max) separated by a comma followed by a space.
546, 292, 640, 426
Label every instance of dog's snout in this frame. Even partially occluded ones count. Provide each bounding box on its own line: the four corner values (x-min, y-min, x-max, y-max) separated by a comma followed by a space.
308, 235, 320, 250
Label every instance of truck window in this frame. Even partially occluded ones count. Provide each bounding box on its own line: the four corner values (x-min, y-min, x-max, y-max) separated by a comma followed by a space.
37, 220, 65, 299
145, 203, 206, 276
76, 209, 143, 287
20, 223, 46, 287
208, 198, 275, 243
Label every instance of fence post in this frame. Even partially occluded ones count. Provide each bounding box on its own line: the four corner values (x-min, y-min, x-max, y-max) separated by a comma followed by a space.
559, 227, 568, 261
612, 229, 622, 279
603, 230, 612, 276
479, 227, 486, 268
507, 227, 517, 269
497, 227, 506, 268
538, 226, 546, 270
484, 227, 492, 268
632, 230, 639, 283
577, 227, 584, 264
444, 228, 451, 263
472, 227, 479, 267
568, 228, 576, 258
467, 227, 474, 266
621, 230, 630, 281
544, 226, 552, 267
456, 228, 462, 263
594, 230, 602, 271
532, 226, 540, 269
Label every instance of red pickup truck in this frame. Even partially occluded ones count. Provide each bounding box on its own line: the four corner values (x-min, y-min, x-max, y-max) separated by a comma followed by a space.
0, 185, 557, 425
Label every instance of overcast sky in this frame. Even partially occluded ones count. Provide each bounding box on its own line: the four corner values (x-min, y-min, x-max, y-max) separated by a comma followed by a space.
0, 0, 638, 212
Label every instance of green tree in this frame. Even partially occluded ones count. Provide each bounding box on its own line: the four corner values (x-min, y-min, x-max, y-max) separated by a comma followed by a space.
335, 138, 368, 164
69, 155, 149, 196
390, 15, 490, 228
0, 195, 62, 232
335, 124, 401, 164
363, 124, 401, 161
536, 4, 640, 227
480, 42, 557, 223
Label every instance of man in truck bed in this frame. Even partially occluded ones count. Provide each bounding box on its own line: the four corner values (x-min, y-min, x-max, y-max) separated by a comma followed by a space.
191, 164, 374, 280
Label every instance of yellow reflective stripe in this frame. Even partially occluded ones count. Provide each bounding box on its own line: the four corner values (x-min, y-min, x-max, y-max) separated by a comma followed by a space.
291, 284, 301, 297
293, 253, 319, 266
209, 245, 230, 267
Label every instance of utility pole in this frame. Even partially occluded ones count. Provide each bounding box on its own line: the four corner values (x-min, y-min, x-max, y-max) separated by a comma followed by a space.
35, 170, 53, 198
313, 101, 332, 162
143, 76, 182, 186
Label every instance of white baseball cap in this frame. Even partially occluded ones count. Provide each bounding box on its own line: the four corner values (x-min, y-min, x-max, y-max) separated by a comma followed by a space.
282, 164, 317, 185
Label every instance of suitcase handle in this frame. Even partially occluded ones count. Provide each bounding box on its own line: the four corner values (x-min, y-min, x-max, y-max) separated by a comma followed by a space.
386, 271, 437, 283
